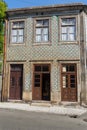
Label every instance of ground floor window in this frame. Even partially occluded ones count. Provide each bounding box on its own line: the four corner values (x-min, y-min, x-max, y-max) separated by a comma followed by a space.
61, 63, 77, 102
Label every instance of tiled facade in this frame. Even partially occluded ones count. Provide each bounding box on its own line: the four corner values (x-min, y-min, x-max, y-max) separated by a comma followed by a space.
2, 3, 87, 104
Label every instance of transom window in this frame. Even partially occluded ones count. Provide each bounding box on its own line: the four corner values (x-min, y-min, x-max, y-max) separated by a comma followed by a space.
11, 21, 24, 43
61, 18, 76, 41
35, 19, 49, 43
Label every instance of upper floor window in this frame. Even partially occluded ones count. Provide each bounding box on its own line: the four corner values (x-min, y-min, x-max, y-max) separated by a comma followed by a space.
61, 18, 76, 41
11, 21, 24, 44
35, 19, 49, 43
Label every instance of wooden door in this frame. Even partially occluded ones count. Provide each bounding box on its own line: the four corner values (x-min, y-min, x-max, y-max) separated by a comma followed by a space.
32, 73, 42, 100
61, 64, 77, 102
32, 64, 50, 100
9, 64, 23, 100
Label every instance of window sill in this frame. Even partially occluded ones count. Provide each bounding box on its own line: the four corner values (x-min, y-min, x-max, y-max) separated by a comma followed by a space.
58, 41, 79, 44
33, 42, 52, 46
9, 43, 25, 46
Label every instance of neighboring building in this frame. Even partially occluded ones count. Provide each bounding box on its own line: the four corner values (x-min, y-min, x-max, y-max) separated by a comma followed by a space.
2, 3, 87, 104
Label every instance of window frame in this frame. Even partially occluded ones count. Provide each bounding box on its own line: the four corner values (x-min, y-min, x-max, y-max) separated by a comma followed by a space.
59, 16, 78, 43
33, 17, 51, 45
10, 20, 25, 45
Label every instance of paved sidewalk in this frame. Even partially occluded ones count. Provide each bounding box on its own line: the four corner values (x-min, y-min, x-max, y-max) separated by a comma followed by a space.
0, 102, 87, 116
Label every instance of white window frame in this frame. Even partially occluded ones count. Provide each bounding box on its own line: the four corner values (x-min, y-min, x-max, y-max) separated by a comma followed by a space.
10, 20, 25, 44
59, 16, 78, 43
34, 18, 51, 45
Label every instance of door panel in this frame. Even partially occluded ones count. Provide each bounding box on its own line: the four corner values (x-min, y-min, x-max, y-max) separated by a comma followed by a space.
61, 64, 77, 102
9, 64, 23, 100
32, 73, 42, 100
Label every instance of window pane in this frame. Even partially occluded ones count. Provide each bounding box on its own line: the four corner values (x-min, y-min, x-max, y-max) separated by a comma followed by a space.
18, 29, 23, 35
70, 84, 75, 88
62, 18, 76, 25
69, 65, 75, 71
43, 35, 48, 42
18, 36, 23, 43
12, 22, 19, 28
61, 34, 67, 41
43, 28, 48, 34
19, 22, 24, 28
69, 34, 75, 41
36, 28, 41, 35
62, 75, 68, 88
62, 19, 68, 25
69, 26, 75, 33
36, 20, 43, 26
35, 66, 41, 71
12, 30, 17, 36
42, 66, 49, 71
43, 20, 49, 26
36, 35, 41, 42
61, 27, 67, 33
12, 37, 17, 43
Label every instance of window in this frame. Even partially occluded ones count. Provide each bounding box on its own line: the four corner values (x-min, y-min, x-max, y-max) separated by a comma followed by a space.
11, 21, 24, 43
35, 19, 49, 43
61, 18, 76, 41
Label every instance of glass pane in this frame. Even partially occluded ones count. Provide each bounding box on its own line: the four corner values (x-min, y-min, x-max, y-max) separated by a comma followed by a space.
69, 65, 75, 71
36, 28, 42, 35
62, 18, 76, 25
12, 22, 19, 28
62, 66, 66, 72
61, 34, 67, 41
35, 66, 41, 71
18, 36, 23, 43
36, 20, 43, 26
69, 18, 76, 25
35, 79, 40, 82
12, 36, 17, 43
42, 66, 49, 71
61, 27, 67, 33
36, 35, 41, 42
34, 74, 40, 87
69, 26, 75, 33
69, 34, 75, 41
43, 20, 49, 26
43, 28, 48, 34
12, 30, 17, 35
19, 21, 24, 28
62, 75, 68, 88
18, 29, 23, 35
62, 19, 68, 25
35, 74, 40, 78
43, 35, 48, 42
70, 84, 75, 88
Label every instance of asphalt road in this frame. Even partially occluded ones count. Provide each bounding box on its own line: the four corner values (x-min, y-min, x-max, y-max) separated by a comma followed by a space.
0, 109, 87, 130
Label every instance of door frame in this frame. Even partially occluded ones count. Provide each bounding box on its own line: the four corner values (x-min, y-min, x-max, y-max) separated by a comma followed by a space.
61, 63, 77, 102
32, 64, 51, 101
9, 64, 23, 100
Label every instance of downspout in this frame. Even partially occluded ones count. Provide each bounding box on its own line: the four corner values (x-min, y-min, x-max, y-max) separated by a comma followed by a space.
2, 19, 7, 101
80, 9, 86, 105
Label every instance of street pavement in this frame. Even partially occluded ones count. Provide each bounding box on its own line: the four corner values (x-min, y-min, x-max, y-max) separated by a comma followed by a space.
0, 108, 87, 130
0, 102, 87, 116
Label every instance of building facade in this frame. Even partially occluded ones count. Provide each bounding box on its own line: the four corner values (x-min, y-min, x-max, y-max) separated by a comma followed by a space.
2, 3, 87, 104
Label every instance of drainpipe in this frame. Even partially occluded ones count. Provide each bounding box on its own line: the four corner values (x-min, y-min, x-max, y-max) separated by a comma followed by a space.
2, 19, 7, 101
